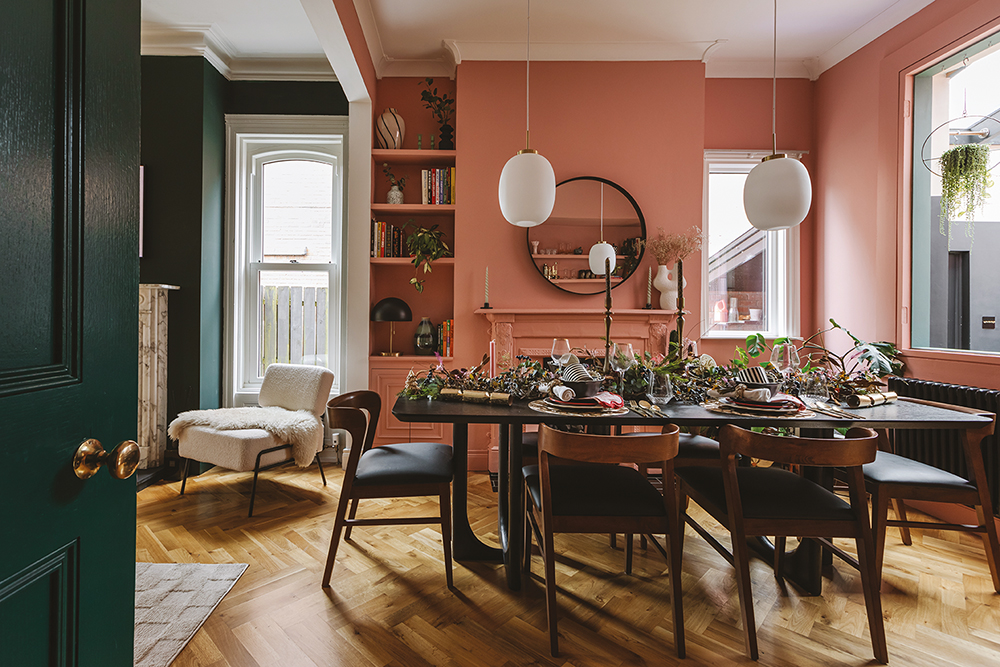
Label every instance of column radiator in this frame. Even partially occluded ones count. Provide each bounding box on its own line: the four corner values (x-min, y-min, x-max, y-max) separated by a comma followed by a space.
887, 377, 1000, 517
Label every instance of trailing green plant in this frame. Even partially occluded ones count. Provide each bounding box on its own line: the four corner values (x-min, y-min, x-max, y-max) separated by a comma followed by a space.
381, 162, 406, 189
405, 221, 451, 292
939, 143, 992, 241
419, 78, 455, 126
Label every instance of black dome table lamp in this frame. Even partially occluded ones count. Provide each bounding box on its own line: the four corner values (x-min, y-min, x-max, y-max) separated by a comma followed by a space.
371, 297, 412, 357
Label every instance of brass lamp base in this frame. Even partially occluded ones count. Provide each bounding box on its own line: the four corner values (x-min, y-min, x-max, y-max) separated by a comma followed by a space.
380, 351, 401, 357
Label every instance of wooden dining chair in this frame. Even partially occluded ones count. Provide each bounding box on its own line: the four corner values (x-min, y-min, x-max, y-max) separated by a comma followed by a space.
677, 425, 888, 663
860, 398, 999, 591
322, 390, 454, 588
522, 424, 685, 658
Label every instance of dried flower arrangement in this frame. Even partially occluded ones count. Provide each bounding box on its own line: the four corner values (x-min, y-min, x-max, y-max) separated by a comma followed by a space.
646, 225, 703, 266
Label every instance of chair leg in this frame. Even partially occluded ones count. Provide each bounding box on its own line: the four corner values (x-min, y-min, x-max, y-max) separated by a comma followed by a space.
640, 533, 648, 550
316, 455, 327, 486
543, 522, 559, 657
523, 490, 534, 575
179, 458, 190, 495
664, 490, 686, 659
891, 499, 911, 545
774, 536, 787, 579
731, 530, 759, 660
855, 528, 889, 663
625, 534, 634, 575
248, 463, 262, 518
439, 485, 454, 589
609, 533, 617, 549
975, 504, 1000, 593
343, 498, 360, 540
871, 487, 891, 582
322, 488, 355, 587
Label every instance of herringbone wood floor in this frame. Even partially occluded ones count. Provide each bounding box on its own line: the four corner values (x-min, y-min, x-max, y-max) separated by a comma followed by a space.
137, 464, 1000, 666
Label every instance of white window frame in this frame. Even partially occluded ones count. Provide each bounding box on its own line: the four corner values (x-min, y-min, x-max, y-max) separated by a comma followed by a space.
225, 115, 348, 406
701, 150, 801, 340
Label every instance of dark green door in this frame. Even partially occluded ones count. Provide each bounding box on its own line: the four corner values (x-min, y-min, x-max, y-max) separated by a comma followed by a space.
0, 0, 140, 665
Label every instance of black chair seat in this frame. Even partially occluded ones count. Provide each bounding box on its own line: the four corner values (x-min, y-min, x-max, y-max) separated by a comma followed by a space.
354, 442, 453, 486
863, 450, 975, 490
678, 433, 721, 460
677, 465, 854, 522
523, 464, 666, 517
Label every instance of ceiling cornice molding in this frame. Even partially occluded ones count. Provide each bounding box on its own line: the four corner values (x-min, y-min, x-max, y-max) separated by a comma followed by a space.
815, 0, 937, 75
705, 58, 815, 80
141, 22, 335, 82
443, 40, 724, 63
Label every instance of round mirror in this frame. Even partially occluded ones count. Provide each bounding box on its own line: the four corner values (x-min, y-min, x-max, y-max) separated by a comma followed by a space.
526, 177, 645, 295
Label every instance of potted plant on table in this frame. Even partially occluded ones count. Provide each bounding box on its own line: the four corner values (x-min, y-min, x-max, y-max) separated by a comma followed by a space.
420, 78, 456, 150
939, 143, 993, 242
405, 222, 452, 292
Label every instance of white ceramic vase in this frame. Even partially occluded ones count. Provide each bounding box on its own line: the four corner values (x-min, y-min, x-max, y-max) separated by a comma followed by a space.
375, 108, 405, 149
386, 185, 404, 204
653, 264, 685, 310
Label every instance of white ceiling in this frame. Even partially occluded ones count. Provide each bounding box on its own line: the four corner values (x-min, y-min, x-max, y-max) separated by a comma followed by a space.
140, 0, 938, 81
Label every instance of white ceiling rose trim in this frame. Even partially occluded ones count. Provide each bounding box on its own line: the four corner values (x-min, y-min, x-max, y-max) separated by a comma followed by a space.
140, 23, 336, 81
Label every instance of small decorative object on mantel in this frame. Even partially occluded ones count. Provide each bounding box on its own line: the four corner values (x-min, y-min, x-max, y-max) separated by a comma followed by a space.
375, 108, 405, 149
482, 266, 492, 309
648, 226, 702, 312
420, 78, 455, 150
643, 267, 653, 309
382, 163, 406, 204
414, 317, 437, 355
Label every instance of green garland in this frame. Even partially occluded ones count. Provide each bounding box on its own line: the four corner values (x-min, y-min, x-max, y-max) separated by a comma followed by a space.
939, 143, 993, 242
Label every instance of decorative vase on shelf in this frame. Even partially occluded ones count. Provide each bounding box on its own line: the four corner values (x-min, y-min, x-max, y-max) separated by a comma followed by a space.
386, 185, 404, 205
653, 264, 685, 310
414, 317, 437, 355
375, 108, 405, 149
438, 123, 454, 150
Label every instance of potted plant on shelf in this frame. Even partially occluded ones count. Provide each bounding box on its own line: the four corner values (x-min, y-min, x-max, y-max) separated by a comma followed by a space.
405, 222, 452, 293
420, 78, 456, 150
939, 143, 993, 242
382, 163, 406, 204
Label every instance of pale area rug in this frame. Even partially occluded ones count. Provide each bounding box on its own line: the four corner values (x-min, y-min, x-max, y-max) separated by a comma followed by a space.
134, 562, 248, 667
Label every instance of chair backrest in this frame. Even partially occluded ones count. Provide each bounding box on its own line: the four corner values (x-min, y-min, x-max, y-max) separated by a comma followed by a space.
718, 424, 878, 467
259, 363, 335, 417
327, 390, 381, 455
537, 423, 680, 465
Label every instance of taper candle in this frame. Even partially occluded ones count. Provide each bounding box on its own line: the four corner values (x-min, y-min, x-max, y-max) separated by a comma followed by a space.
485, 267, 489, 304
646, 267, 652, 304
489, 340, 497, 377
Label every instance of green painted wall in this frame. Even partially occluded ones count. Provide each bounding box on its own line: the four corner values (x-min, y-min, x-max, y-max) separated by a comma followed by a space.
139, 56, 347, 448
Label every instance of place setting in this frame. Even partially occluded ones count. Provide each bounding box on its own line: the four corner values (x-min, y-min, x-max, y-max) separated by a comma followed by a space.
528, 339, 629, 416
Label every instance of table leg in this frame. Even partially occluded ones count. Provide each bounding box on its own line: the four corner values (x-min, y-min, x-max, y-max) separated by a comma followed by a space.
504, 423, 524, 590
497, 423, 510, 554
451, 423, 502, 562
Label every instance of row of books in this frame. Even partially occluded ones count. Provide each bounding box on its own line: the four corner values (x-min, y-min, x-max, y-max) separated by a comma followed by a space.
370, 219, 408, 258
438, 319, 454, 357
421, 168, 455, 205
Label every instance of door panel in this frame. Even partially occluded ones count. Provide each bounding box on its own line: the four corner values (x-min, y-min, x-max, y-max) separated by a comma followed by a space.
0, 0, 140, 665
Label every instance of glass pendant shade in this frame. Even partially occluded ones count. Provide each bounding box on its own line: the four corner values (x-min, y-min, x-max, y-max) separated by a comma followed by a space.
743, 156, 812, 231
499, 151, 556, 227
588, 242, 616, 275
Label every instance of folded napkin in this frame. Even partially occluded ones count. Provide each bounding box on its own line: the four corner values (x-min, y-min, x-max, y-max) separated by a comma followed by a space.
707, 384, 772, 403
592, 392, 624, 409
551, 385, 576, 402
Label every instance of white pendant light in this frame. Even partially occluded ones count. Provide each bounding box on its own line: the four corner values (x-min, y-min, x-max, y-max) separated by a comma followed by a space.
743, 0, 812, 231
589, 182, 616, 275
498, 0, 556, 228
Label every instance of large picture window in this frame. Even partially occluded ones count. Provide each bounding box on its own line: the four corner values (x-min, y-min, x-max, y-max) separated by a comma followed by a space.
911, 32, 1000, 354
226, 116, 348, 405
702, 152, 799, 339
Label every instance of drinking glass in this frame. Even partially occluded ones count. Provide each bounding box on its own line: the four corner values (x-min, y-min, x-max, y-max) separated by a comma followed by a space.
646, 370, 674, 405
609, 342, 635, 394
769, 342, 800, 392
551, 338, 571, 370
801, 371, 830, 405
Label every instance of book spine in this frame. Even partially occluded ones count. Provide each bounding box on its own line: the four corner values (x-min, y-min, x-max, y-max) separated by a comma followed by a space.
421, 170, 428, 205
370, 219, 375, 257
450, 166, 456, 205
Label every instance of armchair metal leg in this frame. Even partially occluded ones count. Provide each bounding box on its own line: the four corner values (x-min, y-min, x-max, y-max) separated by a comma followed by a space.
316, 455, 327, 486
249, 464, 261, 518
180, 458, 190, 495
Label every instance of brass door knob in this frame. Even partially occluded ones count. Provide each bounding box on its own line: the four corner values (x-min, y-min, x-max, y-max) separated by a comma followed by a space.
73, 439, 141, 480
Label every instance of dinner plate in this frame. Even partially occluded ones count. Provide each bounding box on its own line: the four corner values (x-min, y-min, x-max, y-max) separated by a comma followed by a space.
719, 399, 801, 415
543, 397, 606, 411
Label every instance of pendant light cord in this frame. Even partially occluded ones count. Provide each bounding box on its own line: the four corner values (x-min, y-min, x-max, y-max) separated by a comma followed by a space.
771, 0, 777, 155
600, 182, 605, 242
525, 0, 531, 150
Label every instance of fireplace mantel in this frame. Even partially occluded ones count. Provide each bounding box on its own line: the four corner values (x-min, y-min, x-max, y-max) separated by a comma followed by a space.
474, 308, 678, 367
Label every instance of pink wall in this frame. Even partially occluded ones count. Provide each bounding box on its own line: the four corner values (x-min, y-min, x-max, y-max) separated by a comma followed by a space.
456, 60, 707, 371
815, 0, 1000, 389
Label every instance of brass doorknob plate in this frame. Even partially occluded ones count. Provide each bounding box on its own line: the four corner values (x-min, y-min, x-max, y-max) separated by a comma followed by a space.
73, 438, 141, 480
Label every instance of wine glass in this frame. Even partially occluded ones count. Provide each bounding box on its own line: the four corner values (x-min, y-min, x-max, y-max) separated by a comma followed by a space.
769, 342, 800, 393
609, 342, 636, 394
551, 338, 571, 371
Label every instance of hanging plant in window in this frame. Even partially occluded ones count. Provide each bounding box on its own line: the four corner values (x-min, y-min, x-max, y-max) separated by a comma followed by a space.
939, 143, 993, 241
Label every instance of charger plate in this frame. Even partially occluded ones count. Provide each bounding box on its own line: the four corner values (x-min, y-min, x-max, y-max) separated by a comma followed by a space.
529, 399, 629, 418
702, 400, 815, 419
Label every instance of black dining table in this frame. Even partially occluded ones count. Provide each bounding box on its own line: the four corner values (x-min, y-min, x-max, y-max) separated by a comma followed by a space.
392, 395, 992, 594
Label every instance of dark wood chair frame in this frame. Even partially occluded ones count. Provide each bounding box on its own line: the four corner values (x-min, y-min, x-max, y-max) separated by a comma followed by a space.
523, 424, 685, 658
678, 425, 888, 663
322, 390, 453, 588
179, 443, 327, 518
867, 397, 1000, 592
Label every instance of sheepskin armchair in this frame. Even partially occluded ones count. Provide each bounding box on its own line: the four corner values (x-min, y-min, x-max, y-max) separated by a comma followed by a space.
170, 363, 334, 516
